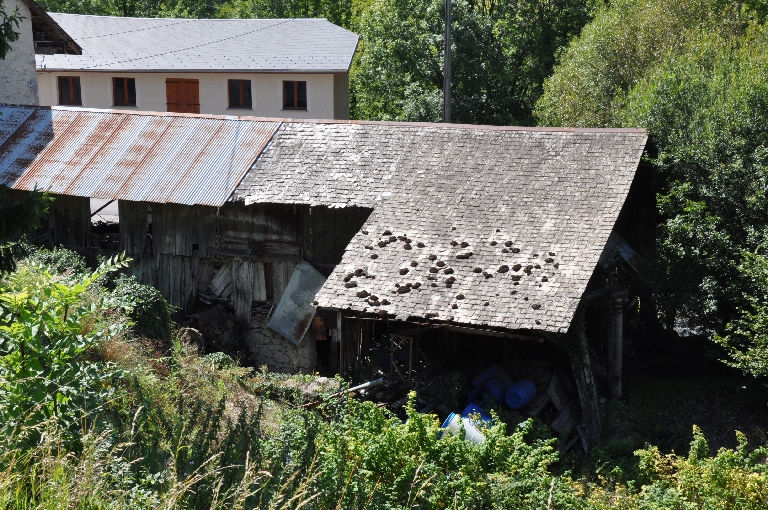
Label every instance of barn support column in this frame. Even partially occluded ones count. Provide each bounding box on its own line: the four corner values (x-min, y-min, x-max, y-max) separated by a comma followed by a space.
609, 289, 629, 398
567, 304, 601, 451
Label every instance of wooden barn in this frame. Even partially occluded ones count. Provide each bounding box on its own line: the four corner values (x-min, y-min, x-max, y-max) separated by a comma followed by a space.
1, 104, 649, 449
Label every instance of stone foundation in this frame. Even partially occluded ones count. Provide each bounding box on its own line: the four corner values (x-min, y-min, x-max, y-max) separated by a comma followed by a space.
246, 311, 316, 373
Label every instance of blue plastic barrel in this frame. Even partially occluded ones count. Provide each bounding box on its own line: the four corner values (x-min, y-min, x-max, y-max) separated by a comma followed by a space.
471, 364, 514, 390
461, 403, 492, 424
504, 380, 536, 409
483, 377, 509, 403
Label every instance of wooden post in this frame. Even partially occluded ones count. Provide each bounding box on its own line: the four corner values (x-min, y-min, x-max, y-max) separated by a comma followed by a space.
443, 0, 451, 123
567, 305, 601, 451
609, 290, 628, 398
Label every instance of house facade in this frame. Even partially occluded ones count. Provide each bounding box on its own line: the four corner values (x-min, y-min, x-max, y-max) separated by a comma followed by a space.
35, 15, 358, 118
1, 0, 41, 104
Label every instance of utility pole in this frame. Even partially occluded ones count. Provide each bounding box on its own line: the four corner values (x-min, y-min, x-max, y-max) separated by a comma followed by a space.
443, 0, 451, 123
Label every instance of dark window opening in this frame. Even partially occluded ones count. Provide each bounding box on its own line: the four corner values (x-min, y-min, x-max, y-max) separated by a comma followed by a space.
283, 81, 307, 110
228, 79, 252, 109
58, 76, 82, 105
192, 243, 199, 251
113, 77, 137, 106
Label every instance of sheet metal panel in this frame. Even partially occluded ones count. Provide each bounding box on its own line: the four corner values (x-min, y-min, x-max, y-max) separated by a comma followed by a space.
267, 261, 327, 345
0, 105, 279, 207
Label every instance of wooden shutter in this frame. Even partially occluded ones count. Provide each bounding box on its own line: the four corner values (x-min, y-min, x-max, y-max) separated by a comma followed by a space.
166, 78, 182, 112
182, 79, 200, 113
166, 78, 199, 113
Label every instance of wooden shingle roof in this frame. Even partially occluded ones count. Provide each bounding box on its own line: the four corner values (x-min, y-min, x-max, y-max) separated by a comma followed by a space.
237, 121, 647, 333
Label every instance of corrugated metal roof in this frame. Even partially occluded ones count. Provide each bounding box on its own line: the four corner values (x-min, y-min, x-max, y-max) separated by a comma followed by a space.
0, 105, 279, 206
36, 14, 359, 73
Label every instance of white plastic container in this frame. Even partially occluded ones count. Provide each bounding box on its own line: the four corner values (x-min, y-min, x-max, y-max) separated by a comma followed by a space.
441, 413, 486, 444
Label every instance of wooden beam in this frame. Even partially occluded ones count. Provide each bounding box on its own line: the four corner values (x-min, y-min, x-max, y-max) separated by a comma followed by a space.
566, 304, 601, 451
609, 289, 629, 398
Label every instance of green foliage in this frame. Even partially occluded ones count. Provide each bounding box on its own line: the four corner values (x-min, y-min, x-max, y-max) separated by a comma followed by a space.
714, 251, 768, 376
621, 25, 768, 334
535, 0, 745, 127
111, 273, 172, 343
22, 244, 88, 276
351, 0, 592, 124
0, 189, 52, 272
0, 256, 128, 438
536, 0, 768, 375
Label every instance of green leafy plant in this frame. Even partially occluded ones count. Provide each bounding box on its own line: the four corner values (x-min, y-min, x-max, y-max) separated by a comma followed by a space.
0, 255, 128, 438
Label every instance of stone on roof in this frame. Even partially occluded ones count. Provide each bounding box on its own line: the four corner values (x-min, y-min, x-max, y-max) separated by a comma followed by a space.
36, 14, 358, 72
237, 122, 647, 334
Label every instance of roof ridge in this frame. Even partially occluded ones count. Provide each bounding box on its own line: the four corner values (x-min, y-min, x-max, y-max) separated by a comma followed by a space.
35, 106, 643, 133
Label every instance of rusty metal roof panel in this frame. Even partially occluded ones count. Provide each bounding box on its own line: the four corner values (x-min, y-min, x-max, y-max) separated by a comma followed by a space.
0, 105, 280, 207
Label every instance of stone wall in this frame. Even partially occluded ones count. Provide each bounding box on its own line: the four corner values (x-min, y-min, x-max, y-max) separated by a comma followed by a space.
246, 311, 316, 373
0, 0, 39, 105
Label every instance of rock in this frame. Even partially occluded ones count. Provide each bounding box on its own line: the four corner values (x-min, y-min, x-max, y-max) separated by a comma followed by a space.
399, 268, 409, 275
436, 261, 446, 267
456, 293, 465, 299
531, 303, 542, 310
497, 265, 509, 273
444, 267, 454, 274
504, 241, 513, 247
512, 247, 520, 253
371, 254, 378, 259
428, 254, 437, 260
357, 290, 370, 298
345, 281, 358, 288
179, 327, 205, 353
383, 229, 392, 235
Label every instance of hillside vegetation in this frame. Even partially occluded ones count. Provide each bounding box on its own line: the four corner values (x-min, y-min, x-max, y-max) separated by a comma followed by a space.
0, 247, 766, 508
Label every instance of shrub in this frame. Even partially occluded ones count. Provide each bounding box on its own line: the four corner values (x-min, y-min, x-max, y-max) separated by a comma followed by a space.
112, 274, 172, 343
22, 244, 88, 277
0, 256, 127, 440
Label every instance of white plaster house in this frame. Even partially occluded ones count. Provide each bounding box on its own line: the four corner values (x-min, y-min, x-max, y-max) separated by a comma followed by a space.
35, 14, 358, 118
0, 0, 80, 105
0, 0, 38, 104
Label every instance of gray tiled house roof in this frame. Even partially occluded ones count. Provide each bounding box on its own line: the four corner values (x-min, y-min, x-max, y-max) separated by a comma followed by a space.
237, 122, 647, 334
36, 14, 358, 72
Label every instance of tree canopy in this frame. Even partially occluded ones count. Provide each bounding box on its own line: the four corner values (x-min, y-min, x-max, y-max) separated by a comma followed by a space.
537, 0, 768, 375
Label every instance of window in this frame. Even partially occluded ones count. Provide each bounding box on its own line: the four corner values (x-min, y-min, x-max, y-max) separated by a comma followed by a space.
58, 76, 82, 105
228, 79, 252, 109
113, 77, 137, 106
283, 80, 307, 110
166, 79, 200, 114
